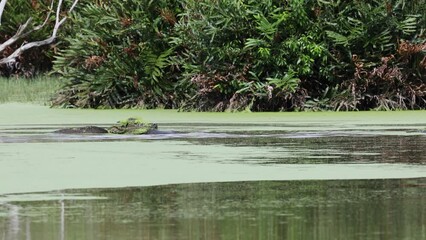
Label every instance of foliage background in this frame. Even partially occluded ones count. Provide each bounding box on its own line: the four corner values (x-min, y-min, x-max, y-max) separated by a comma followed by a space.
53, 0, 181, 108
2, 0, 425, 111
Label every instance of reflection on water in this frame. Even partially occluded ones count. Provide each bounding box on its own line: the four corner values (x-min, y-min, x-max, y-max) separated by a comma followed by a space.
191, 134, 426, 164
0, 179, 425, 240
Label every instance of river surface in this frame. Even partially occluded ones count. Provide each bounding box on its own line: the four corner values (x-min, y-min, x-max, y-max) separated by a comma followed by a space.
0, 103, 425, 239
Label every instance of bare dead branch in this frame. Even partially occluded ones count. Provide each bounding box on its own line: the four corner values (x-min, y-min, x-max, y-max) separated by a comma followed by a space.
0, 0, 7, 25
0, 0, 54, 53
0, 18, 33, 53
0, 0, 79, 65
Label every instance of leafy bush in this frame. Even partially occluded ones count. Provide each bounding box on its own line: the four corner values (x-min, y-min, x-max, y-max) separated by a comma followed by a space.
53, 0, 180, 108
170, 0, 328, 111
52, 0, 426, 111
317, 0, 426, 110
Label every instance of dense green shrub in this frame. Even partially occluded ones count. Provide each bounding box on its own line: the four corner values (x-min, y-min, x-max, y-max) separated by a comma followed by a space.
170, 0, 328, 111
53, 0, 426, 110
171, 0, 425, 111
314, 0, 426, 110
53, 0, 181, 108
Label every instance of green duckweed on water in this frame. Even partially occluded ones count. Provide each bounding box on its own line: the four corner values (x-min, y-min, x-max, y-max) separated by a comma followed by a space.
0, 103, 425, 192
0, 103, 425, 240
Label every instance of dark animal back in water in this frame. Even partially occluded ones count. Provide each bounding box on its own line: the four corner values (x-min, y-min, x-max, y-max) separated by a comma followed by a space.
54, 126, 108, 134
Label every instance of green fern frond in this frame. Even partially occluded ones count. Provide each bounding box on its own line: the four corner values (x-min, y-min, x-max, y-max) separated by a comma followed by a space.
267, 73, 300, 93
244, 38, 268, 50
325, 30, 349, 46
398, 15, 419, 35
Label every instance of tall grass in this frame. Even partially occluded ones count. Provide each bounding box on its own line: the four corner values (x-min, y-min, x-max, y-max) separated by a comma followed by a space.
0, 76, 64, 104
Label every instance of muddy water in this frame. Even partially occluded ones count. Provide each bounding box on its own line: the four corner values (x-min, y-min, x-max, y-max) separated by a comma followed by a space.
0, 104, 425, 239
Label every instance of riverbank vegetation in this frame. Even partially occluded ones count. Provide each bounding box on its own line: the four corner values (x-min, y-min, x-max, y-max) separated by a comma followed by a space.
0, 76, 63, 104
1, 0, 425, 111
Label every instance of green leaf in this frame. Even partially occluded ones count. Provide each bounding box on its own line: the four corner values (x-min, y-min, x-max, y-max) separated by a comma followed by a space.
267, 73, 300, 93
244, 38, 268, 50
325, 30, 349, 47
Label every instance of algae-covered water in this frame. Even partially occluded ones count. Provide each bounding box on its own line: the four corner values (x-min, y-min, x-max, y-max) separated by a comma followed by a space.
0, 103, 425, 239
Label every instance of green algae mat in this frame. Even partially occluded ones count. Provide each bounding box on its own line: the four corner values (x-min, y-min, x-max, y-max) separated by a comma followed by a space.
0, 103, 425, 239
